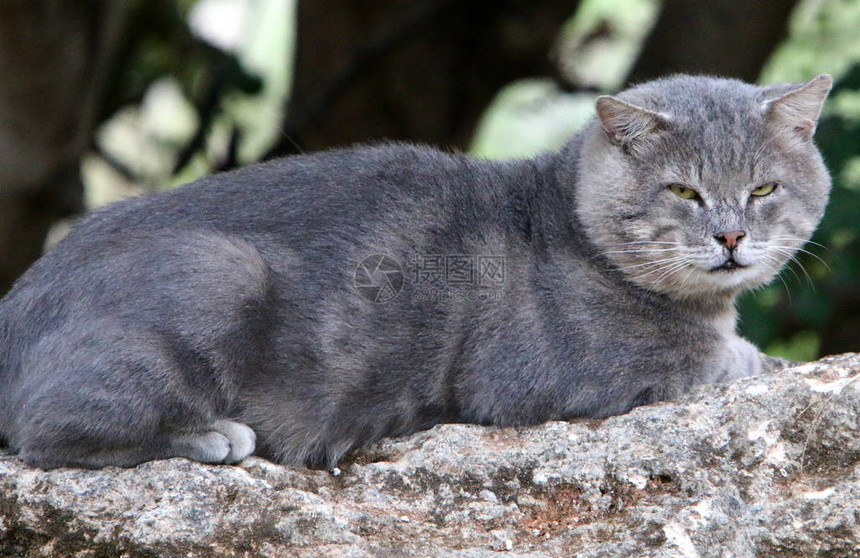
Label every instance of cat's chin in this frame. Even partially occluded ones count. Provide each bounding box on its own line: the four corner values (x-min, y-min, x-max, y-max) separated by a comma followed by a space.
704, 265, 761, 291
709, 260, 748, 272
640, 263, 770, 300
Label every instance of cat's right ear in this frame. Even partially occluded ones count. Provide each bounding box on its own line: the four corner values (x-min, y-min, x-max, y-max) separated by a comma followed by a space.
762, 74, 832, 142
595, 96, 667, 152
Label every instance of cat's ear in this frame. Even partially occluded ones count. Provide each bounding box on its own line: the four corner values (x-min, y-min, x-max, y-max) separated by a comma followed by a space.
763, 74, 832, 141
595, 96, 667, 151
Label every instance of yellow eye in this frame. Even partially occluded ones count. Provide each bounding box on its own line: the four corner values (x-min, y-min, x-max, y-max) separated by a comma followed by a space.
668, 184, 699, 200
751, 182, 778, 197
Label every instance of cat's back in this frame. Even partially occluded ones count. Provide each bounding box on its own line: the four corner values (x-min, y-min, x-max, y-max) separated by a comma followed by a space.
74, 143, 468, 239
4, 143, 473, 295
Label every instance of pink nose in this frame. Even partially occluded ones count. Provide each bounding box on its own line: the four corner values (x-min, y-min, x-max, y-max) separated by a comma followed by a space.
715, 230, 746, 250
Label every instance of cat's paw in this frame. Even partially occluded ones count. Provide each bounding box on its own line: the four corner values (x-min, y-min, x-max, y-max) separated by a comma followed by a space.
212, 419, 256, 463
717, 336, 762, 382
189, 431, 232, 463
170, 420, 256, 464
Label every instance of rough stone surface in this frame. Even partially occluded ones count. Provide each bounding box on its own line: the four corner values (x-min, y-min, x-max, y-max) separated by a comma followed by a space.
1, 354, 859, 557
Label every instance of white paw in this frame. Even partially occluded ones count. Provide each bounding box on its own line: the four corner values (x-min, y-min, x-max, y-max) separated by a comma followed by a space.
182, 431, 232, 463
719, 336, 762, 381
213, 419, 256, 463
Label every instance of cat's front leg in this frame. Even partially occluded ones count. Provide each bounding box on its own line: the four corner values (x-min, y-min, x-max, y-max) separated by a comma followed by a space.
714, 335, 762, 383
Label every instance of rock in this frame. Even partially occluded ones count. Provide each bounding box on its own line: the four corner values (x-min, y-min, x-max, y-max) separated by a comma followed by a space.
1, 353, 859, 557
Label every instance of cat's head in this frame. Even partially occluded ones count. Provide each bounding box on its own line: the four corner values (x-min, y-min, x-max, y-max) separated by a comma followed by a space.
574, 74, 832, 299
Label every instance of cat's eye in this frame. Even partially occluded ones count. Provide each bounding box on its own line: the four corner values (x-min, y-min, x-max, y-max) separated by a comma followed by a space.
751, 182, 778, 197
668, 184, 699, 201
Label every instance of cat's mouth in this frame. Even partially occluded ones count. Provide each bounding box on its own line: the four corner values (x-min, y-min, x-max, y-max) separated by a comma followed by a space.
710, 259, 748, 272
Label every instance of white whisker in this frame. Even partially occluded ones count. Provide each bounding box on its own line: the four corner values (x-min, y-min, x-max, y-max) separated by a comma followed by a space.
768, 247, 815, 290
760, 251, 801, 284
645, 259, 693, 292
770, 236, 831, 253
786, 247, 831, 270
678, 263, 699, 290
616, 254, 690, 270
758, 253, 793, 301
602, 248, 686, 255
762, 254, 800, 304
609, 241, 684, 246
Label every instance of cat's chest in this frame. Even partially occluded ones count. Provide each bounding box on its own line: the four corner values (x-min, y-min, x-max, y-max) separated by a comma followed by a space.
544, 263, 726, 354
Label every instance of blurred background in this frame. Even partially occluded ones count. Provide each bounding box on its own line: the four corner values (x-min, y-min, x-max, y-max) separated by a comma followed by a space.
1, 0, 858, 360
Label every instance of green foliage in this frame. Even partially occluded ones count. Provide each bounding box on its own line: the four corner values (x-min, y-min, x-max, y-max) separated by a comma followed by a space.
761, 0, 860, 85
556, 0, 660, 90
471, 81, 596, 159
86, 0, 292, 202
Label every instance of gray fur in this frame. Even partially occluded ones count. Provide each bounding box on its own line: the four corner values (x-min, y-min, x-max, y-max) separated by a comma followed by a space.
0, 74, 831, 469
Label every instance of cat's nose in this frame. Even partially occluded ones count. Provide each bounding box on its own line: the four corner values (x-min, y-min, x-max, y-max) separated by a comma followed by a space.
714, 230, 746, 250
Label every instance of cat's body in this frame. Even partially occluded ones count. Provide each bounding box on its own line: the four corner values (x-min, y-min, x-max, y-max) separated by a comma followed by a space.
0, 75, 831, 469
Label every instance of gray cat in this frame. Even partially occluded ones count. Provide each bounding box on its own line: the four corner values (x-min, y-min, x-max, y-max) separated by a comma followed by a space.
0, 74, 832, 470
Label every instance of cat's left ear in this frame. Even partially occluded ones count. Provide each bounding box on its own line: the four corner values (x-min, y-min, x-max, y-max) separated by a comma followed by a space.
763, 74, 833, 141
